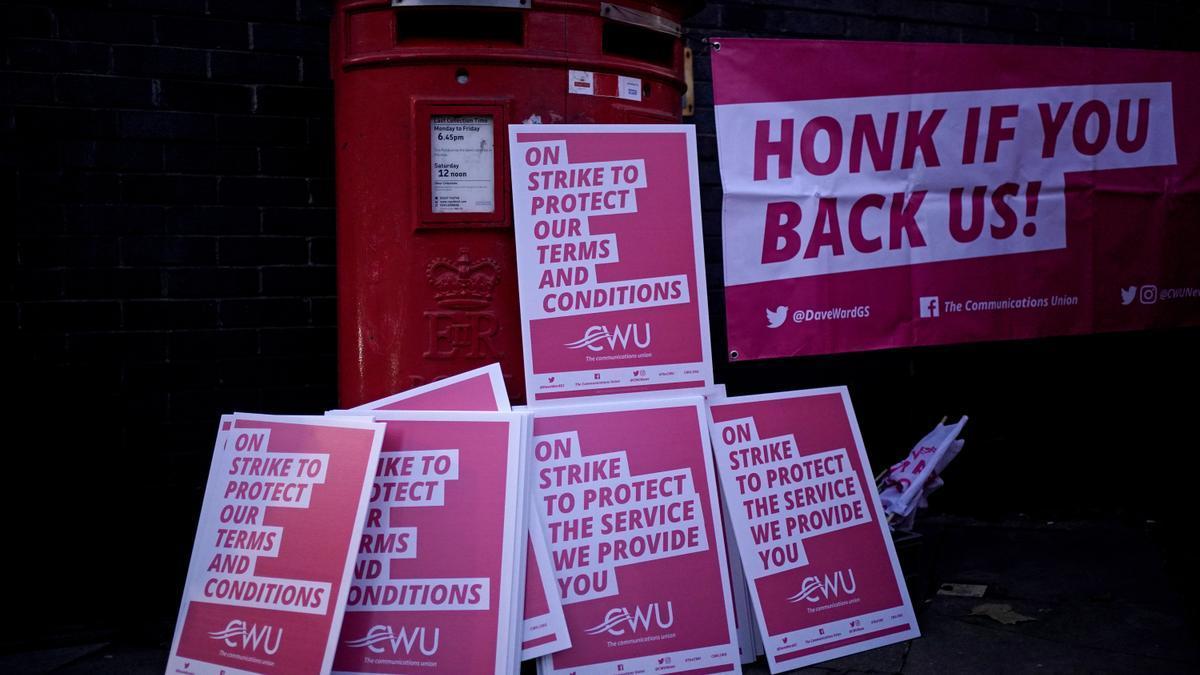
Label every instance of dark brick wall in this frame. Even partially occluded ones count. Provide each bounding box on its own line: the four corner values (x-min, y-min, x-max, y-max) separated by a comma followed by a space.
4, 0, 1198, 646
4, 0, 336, 647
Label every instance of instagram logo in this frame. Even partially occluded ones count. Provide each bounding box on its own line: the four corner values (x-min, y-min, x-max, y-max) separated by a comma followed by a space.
1139, 285, 1158, 304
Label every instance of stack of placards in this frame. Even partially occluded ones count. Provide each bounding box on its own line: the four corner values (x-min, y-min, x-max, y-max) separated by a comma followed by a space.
325, 407, 527, 674
168, 367, 562, 675
508, 124, 918, 675
508, 125, 743, 674
339, 365, 570, 665
168, 123, 920, 675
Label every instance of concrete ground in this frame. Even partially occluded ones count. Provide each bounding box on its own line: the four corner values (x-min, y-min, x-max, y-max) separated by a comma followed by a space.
3, 516, 1196, 674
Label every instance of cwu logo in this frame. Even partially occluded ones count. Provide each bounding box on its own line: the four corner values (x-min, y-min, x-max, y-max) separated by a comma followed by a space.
584, 601, 674, 636
207, 619, 282, 656
564, 323, 651, 352
788, 568, 858, 604
344, 625, 440, 656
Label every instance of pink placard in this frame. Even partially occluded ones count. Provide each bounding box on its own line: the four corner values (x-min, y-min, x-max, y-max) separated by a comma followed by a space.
712, 39, 1200, 360
532, 397, 740, 675
521, 510, 572, 659
347, 366, 571, 659
328, 411, 525, 674
706, 388, 918, 672
508, 125, 714, 404
722, 487, 757, 666
347, 363, 511, 413
167, 413, 384, 675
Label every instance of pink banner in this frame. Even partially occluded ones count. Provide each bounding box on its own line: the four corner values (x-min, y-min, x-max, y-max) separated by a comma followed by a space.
328, 411, 526, 675
508, 125, 714, 403
712, 38, 1200, 360
706, 389, 917, 672
532, 398, 740, 675
167, 414, 384, 675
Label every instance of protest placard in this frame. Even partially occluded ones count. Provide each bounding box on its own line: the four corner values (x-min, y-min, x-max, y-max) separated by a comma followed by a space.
707, 389, 918, 671
167, 414, 384, 675
712, 39, 1200, 359
347, 365, 571, 659
327, 410, 527, 674
722, 490, 758, 665
531, 397, 740, 675
521, 511, 571, 659
704, 387, 754, 665
347, 363, 511, 413
508, 125, 714, 404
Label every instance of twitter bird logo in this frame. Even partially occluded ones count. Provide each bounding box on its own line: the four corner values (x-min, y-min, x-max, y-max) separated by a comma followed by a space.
766, 305, 788, 328
1120, 286, 1137, 305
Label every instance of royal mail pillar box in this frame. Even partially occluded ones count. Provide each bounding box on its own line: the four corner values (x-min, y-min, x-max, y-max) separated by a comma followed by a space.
332, 0, 695, 406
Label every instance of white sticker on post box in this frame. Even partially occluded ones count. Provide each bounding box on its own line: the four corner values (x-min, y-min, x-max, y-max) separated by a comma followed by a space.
618, 75, 642, 101
568, 70, 595, 96
431, 115, 495, 214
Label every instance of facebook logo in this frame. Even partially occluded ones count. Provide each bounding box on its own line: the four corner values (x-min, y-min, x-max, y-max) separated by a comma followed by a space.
919, 296, 940, 318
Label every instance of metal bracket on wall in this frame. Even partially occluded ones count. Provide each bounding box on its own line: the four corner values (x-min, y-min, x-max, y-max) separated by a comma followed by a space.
392, 0, 529, 8
682, 46, 694, 117
600, 2, 682, 36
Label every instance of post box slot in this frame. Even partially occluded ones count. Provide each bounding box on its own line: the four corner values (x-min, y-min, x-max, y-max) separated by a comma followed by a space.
602, 22, 674, 68
396, 8, 525, 47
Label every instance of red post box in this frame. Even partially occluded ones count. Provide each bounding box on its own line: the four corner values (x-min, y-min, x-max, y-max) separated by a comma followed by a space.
331, 0, 695, 406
